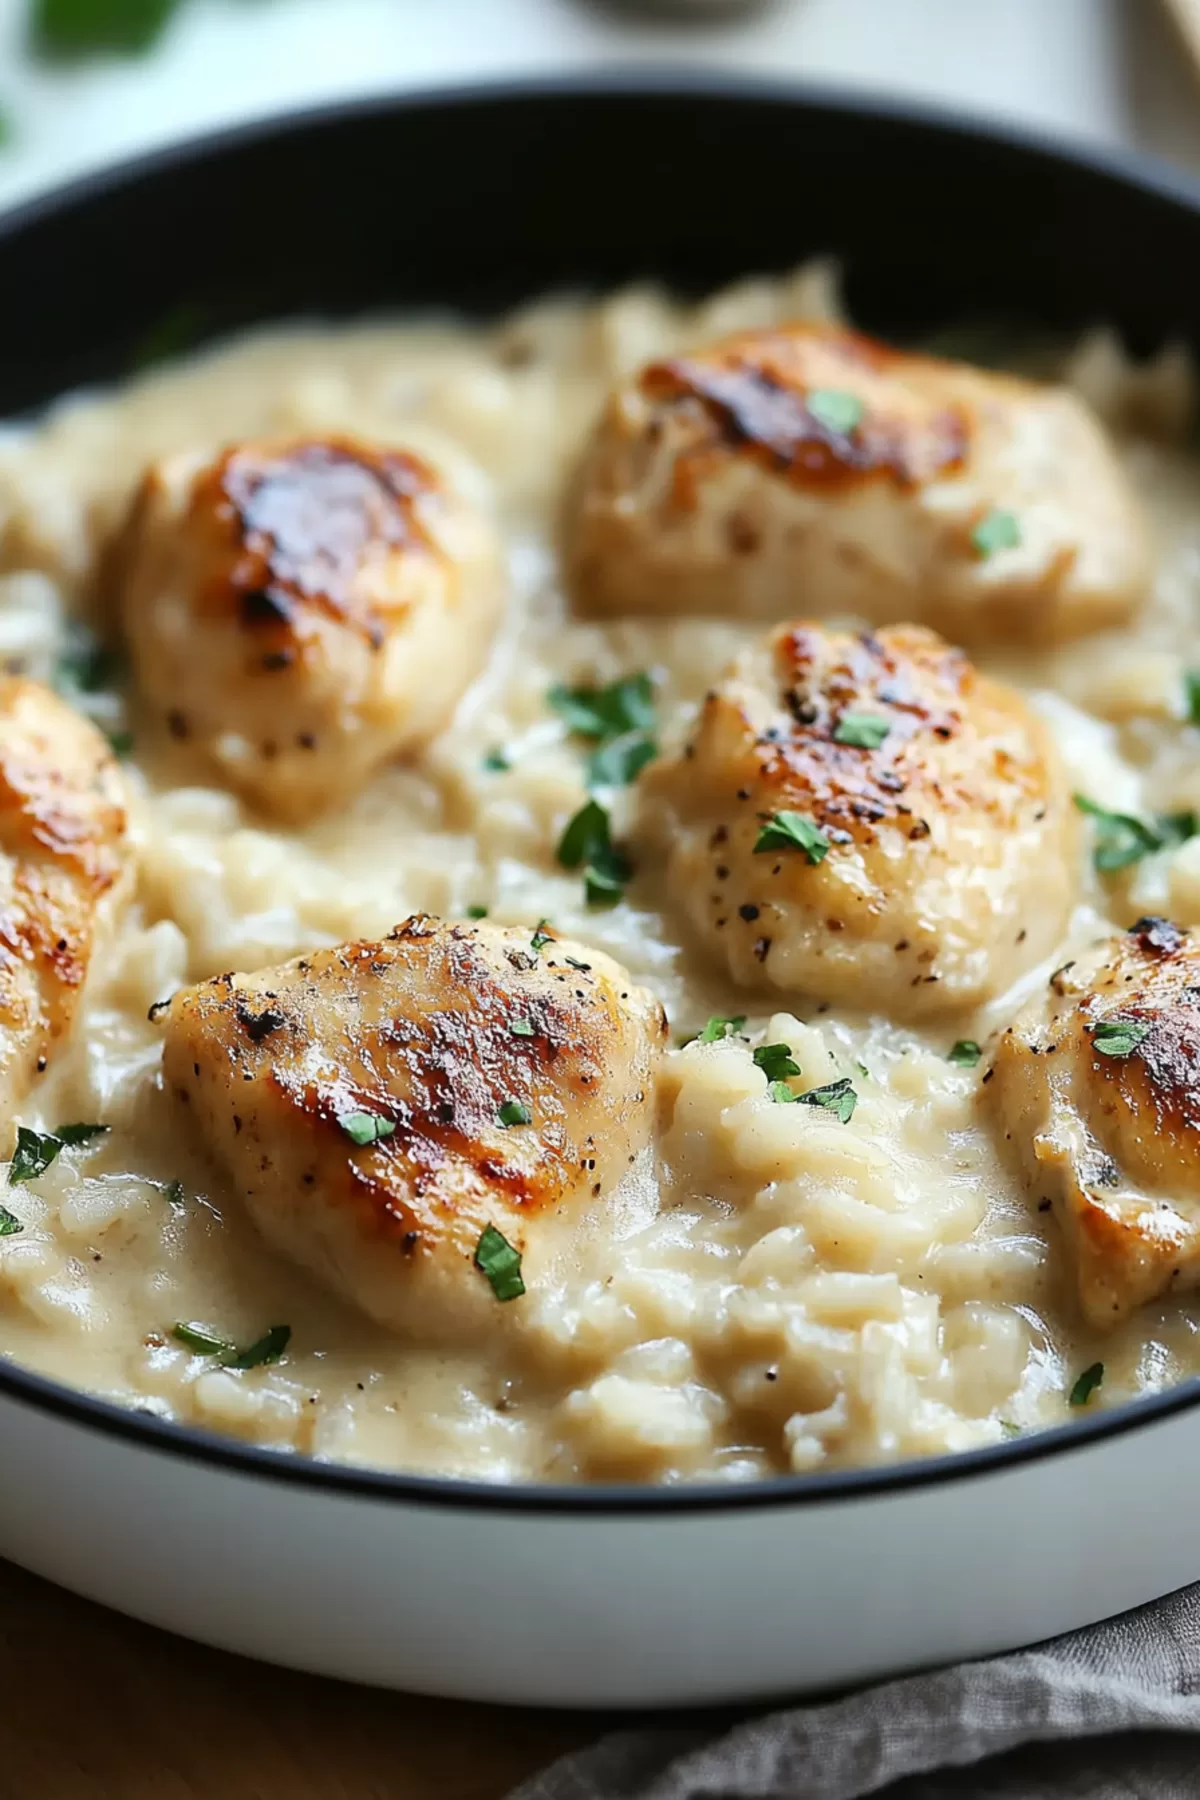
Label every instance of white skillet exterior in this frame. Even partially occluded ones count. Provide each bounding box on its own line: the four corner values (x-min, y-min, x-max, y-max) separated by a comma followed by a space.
0, 1365, 1197, 1705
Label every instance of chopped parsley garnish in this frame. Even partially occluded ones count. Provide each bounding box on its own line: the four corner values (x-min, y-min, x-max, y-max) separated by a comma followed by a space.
564, 956, 590, 972
337, 1110, 396, 1147
947, 1039, 982, 1068
797, 1076, 858, 1123
1091, 1019, 1150, 1058
999, 1419, 1022, 1438
698, 1014, 746, 1044
172, 1322, 232, 1357
766, 1079, 797, 1104
971, 507, 1021, 558
164, 1179, 184, 1205
509, 1019, 536, 1037
9, 1122, 107, 1184
549, 673, 658, 792
31, 0, 179, 56
753, 811, 830, 863
106, 729, 135, 758
586, 731, 658, 790
482, 747, 510, 772
1074, 794, 1198, 873
833, 713, 890, 750
55, 622, 116, 695
226, 1324, 291, 1370
56, 1122, 108, 1147
475, 1223, 526, 1301
1185, 671, 1200, 726
806, 388, 864, 436
556, 799, 632, 908
531, 920, 554, 953
466, 905, 489, 919
497, 1100, 533, 1127
753, 1042, 802, 1082
1069, 1361, 1104, 1407
548, 672, 655, 740
0, 1204, 22, 1236
172, 1320, 291, 1367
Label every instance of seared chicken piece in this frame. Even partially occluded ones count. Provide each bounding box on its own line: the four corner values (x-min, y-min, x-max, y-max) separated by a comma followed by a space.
0, 677, 128, 1130
565, 321, 1150, 647
160, 916, 667, 1342
115, 434, 504, 821
639, 622, 1077, 1018
989, 917, 1200, 1327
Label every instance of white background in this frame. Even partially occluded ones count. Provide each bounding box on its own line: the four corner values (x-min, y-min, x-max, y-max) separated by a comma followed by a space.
2, 0, 1200, 212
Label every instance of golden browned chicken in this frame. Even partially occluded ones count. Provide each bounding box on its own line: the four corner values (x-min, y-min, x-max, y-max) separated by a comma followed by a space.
159, 916, 667, 1341
638, 621, 1077, 1018
115, 434, 504, 821
989, 917, 1200, 1326
0, 677, 128, 1130
565, 321, 1150, 647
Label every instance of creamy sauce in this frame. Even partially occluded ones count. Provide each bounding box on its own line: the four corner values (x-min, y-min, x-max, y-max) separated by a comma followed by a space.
0, 263, 1197, 1483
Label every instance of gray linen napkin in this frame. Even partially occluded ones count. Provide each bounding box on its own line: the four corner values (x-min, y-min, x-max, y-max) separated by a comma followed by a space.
511, 1583, 1200, 1800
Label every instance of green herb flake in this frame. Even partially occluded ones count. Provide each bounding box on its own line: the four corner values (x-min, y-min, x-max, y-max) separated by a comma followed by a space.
172, 1322, 235, 1358
806, 388, 865, 436
56, 1122, 109, 1146
766, 1080, 797, 1105
832, 712, 890, 750
753, 1042, 802, 1082
1069, 1361, 1104, 1407
797, 1076, 858, 1124
564, 956, 590, 972
164, 1179, 184, 1206
1073, 794, 1198, 873
509, 1019, 536, 1037
556, 799, 632, 907
482, 747, 510, 772
947, 1039, 982, 1069
475, 1223, 526, 1302
971, 507, 1021, 559
337, 1110, 396, 1147
31, 0, 179, 57
586, 730, 658, 790
497, 1100, 533, 1127
697, 1014, 746, 1045
9, 1127, 63, 1185
0, 1204, 22, 1236
999, 1419, 1021, 1438
548, 672, 655, 742
531, 920, 554, 954
225, 1323, 291, 1370
753, 811, 831, 864
1091, 1019, 1150, 1059
55, 623, 115, 696
466, 905, 489, 919
106, 729, 135, 759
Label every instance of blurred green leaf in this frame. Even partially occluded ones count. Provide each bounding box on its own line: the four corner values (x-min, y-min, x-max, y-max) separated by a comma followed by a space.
31, 0, 180, 58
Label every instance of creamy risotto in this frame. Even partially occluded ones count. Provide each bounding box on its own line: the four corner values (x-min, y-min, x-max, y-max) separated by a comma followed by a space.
0, 262, 1198, 1485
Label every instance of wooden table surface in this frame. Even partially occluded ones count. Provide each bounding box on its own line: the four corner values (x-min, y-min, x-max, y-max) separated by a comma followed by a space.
0, 1558, 603, 1799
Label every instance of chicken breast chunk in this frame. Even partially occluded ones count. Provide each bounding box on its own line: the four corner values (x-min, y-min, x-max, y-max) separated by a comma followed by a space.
565, 321, 1150, 647
115, 434, 504, 821
0, 677, 128, 1129
160, 916, 667, 1342
989, 917, 1200, 1326
638, 621, 1077, 1017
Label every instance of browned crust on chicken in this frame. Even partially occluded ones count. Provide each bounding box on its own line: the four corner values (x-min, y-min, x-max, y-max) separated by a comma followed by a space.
0, 677, 128, 1125
639, 621, 1076, 1017
160, 918, 667, 1340
989, 920, 1200, 1325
